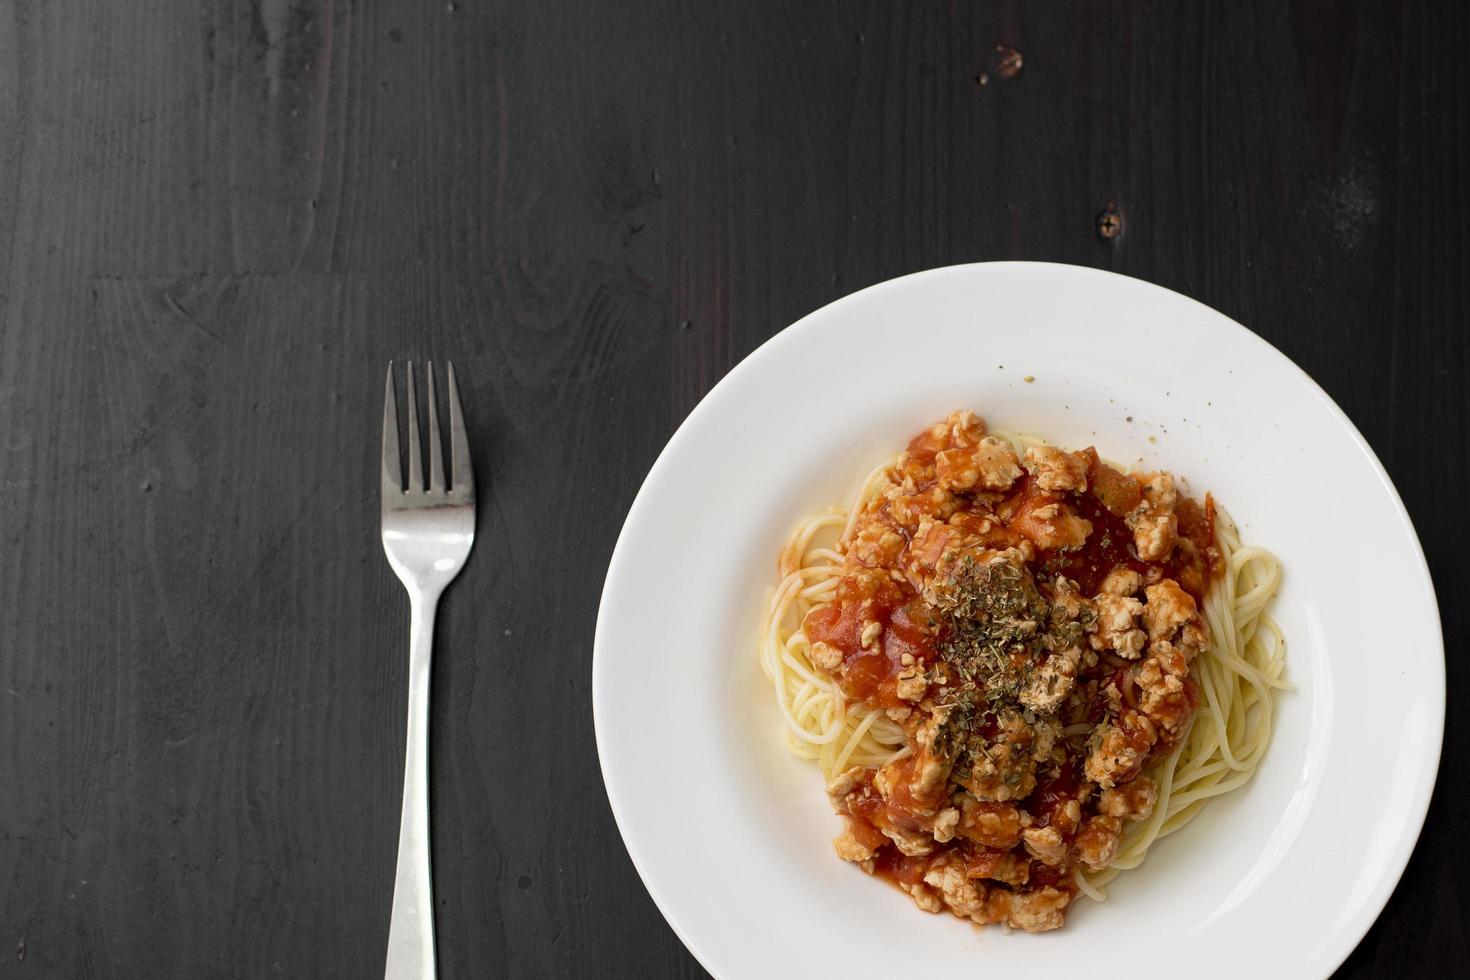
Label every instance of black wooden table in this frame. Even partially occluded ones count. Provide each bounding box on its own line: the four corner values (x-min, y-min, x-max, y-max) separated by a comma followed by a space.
0, 2, 1464, 977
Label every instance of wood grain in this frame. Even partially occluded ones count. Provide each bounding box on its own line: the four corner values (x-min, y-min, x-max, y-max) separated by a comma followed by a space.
0, 1, 1464, 976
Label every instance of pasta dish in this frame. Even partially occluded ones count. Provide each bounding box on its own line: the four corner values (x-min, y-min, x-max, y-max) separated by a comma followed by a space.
759, 411, 1285, 931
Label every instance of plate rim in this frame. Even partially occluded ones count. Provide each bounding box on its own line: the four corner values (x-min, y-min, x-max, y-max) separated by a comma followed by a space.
592, 260, 1446, 979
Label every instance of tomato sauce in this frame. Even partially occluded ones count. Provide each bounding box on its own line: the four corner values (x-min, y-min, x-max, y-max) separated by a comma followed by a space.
1002, 451, 1219, 603
1026, 762, 1082, 830
1026, 860, 1072, 891
872, 847, 931, 887
843, 758, 942, 832
804, 575, 937, 708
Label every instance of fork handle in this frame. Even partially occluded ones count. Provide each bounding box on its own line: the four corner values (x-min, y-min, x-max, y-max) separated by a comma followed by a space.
385, 591, 438, 980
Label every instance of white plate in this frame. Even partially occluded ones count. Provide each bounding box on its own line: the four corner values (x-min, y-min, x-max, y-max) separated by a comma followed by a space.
593, 263, 1443, 979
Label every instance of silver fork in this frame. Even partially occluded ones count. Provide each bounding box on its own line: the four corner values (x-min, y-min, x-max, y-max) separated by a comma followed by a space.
380, 361, 475, 980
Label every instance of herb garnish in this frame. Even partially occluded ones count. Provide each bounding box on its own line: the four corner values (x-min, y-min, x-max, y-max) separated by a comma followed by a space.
929, 553, 1047, 702
924, 553, 1090, 783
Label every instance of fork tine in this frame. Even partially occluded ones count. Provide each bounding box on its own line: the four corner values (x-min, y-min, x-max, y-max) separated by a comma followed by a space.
426, 362, 446, 494
382, 363, 402, 496
446, 362, 473, 497
405, 361, 424, 492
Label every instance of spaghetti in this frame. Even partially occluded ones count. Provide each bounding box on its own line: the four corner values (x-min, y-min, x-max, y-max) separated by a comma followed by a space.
758, 417, 1285, 926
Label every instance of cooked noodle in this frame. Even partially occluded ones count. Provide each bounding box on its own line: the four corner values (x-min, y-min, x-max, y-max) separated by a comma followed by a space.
758, 434, 1285, 902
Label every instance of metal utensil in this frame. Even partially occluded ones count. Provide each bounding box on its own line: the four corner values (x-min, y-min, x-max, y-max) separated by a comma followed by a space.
380, 361, 475, 980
